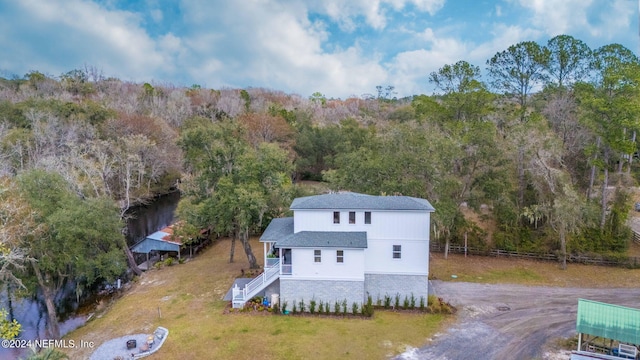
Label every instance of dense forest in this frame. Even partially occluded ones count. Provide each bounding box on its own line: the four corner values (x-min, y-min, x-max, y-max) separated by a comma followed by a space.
0, 34, 639, 340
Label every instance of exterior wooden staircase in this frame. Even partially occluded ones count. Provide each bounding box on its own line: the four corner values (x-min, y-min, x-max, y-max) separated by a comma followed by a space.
231, 261, 280, 308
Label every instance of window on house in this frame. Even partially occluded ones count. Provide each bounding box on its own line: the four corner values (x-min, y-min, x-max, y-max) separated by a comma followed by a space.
333, 211, 340, 224
336, 250, 344, 263
349, 211, 356, 224
314, 249, 322, 263
365, 211, 371, 224
393, 245, 401, 259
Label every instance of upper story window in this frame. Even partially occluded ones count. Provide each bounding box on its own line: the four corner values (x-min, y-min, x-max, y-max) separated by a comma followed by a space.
333, 211, 340, 224
364, 211, 371, 224
349, 211, 356, 224
393, 245, 401, 259
336, 250, 344, 263
314, 249, 322, 263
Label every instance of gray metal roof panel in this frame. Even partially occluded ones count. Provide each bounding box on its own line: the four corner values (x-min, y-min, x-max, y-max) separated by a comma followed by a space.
276, 231, 367, 248
260, 217, 294, 242
290, 192, 435, 211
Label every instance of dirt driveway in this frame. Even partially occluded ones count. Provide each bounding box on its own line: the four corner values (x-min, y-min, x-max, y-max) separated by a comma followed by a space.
397, 280, 640, 360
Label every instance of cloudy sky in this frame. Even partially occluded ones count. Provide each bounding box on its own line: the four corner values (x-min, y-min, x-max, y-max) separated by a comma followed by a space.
0, 0, 637, 98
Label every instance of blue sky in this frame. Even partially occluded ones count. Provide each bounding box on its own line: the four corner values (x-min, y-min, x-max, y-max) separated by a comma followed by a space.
0, 0, 636, 98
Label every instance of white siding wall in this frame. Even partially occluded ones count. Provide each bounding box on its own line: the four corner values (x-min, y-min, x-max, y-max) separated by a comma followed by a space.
294, 210, 430, 240
364, 239, 429, 275
293, 209, 430, 276
289, 248, 364, 280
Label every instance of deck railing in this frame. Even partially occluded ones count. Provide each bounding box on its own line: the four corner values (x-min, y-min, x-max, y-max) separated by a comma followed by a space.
232, 261, 280, 307
266, 257, 279, 267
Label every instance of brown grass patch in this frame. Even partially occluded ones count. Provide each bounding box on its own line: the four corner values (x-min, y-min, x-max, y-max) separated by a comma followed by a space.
430, 252, 640, 287
63, 238, 449, 359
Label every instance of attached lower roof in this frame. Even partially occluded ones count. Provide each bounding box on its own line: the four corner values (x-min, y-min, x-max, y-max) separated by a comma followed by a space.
277, 231, 367, 248
260, 217, 367, 248
260, 217, 294, 242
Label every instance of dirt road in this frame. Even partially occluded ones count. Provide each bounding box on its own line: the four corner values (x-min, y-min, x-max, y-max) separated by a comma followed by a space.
397, 281, 640, 360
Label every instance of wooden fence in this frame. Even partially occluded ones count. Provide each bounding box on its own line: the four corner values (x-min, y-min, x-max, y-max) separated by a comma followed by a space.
430, 243, 640, 268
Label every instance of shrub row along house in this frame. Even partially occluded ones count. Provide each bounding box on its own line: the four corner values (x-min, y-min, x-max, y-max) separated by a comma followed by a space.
229, 192, 434, 309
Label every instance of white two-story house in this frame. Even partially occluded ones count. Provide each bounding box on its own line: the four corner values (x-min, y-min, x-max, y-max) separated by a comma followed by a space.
230, 192, 434, 309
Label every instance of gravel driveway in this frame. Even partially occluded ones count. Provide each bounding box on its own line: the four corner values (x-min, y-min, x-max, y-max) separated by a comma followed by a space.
396, 280, 640, 360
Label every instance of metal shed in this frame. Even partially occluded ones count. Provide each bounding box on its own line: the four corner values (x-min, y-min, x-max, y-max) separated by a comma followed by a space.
574, 299, 640, 358
130, 226, 182, 268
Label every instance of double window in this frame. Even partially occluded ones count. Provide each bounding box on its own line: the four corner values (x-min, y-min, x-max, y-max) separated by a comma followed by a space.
314, 250, 322, 263
333, 211, 340, 224
336, 250, 344, 263
393, 245, 401, 259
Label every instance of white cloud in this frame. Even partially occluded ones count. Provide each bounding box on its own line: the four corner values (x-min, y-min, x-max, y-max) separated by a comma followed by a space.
517, 0, 593, 36
386, 28, 470, 96
308, 0, 445, 31
469, 23, 542, 61
590, 0, 635, 41
9, 0, 168, 81
150, 9, 163, 23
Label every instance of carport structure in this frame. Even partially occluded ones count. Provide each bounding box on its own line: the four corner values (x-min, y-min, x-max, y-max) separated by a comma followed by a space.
571, 299, 640, 359
130, 226, 181, 269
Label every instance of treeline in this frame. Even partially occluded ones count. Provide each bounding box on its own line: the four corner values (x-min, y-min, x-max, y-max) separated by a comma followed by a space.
0, 34, 638, 339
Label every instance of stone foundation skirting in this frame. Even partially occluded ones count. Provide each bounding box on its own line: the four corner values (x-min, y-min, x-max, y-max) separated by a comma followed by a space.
364, 274, 428, 303
280, 279, 365, 311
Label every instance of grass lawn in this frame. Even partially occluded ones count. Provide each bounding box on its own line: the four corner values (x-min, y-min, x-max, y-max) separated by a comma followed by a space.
64, 238, 449, 359
430, 252, 640, 287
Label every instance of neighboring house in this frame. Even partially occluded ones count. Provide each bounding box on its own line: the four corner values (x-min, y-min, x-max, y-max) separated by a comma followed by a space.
230, 192, 434, 309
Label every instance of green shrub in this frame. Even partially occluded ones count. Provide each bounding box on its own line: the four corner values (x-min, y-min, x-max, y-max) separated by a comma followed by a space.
334, 301, 340, 315
383, 294, 391, 309
410, 293, 416, 309
351, 302, 358, 315
341, 299, 347, 315
318, 301, 324, 314
403, 295, 409, 309
419, 296, 425, 311
394, 293, 400, 309
362, 295, 374, 317
299, 299, 305, 313
281, 301, 288, 314
309, 299, 317, 314
292, 303, 297, 314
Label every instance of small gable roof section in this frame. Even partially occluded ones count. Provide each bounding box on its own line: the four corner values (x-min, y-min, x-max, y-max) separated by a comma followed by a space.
260, 217, 294, 242
130, 226, 182, 254
278, 231, 367, 249
577, 299, 640, 345
290, 192, 435, 211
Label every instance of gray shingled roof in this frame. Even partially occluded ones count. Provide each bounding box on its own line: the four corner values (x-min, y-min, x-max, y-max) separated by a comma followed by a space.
290, 192, 435, 211
276, 231, 367, 248
260, 218, 367, 248
260, 217, 294, 242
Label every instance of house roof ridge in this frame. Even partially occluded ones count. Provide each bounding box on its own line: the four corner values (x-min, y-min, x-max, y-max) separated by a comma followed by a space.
290, 192, 434, 211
